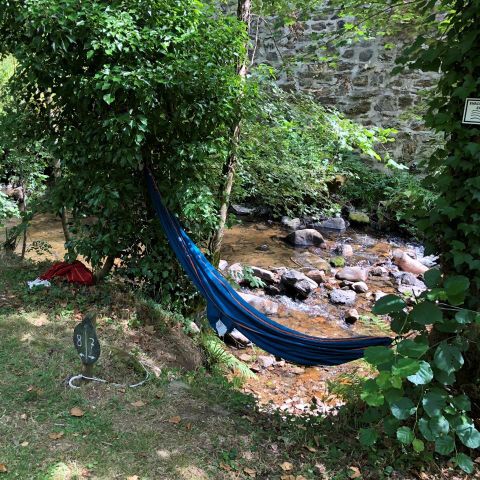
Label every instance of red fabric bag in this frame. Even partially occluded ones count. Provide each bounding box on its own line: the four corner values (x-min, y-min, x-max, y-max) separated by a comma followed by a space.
39, 261, 94, 286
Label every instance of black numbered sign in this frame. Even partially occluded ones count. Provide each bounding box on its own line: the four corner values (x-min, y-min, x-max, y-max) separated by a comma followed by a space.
73, 314, 101, 365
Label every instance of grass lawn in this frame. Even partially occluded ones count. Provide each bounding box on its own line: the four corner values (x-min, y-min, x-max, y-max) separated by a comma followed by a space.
0, 256, 461, 479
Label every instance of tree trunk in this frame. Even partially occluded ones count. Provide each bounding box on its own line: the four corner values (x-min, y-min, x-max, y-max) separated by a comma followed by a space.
93, 255, 116, 284
54, 159, 72, 244
209, 0, 251, 263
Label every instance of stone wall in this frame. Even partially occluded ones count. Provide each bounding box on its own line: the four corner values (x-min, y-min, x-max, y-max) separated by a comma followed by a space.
253, 10, 440, 163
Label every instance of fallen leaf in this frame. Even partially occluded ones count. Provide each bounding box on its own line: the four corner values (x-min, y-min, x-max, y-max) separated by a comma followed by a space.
244, 467, 256, 477
155, 392, 163, 399
280, 462, 293, 472
20, 414, 27, 420
304, 445, 317, 452
219, 462, 232, 472
280, 476, 295, 480
20, 441, 29, 447
48, 432, 64, 440
126, 476, 139, 480
167, 416, 181, 424
70, 407, 85, 417
295, 476, 307, 480
0, 464, 7, 473
130, 401, 145, 408
145, 325, 155, 333
185, 422, 192, 431
348, 466, 361, 479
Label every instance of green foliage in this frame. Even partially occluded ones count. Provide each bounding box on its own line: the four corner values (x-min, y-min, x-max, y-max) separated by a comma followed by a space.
200, 330, 255, 380
337, 154, 437, 236
359, 270, 480, 473
0, 0, 246, 307
235, 81, 395, 217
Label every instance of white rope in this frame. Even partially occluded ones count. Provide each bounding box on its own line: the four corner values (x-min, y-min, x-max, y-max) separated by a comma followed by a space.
68, 361, 151, 389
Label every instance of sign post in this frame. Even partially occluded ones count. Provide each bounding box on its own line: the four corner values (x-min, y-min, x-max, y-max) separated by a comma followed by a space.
462, 98, 480, 125
73, 312, 101, 380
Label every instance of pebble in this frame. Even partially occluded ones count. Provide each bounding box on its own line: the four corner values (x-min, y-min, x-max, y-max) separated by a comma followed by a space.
352, 281, 369, 293
345, 308, 359, 324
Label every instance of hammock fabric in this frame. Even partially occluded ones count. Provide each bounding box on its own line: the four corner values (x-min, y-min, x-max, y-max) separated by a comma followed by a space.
40, 261, 94, 286
146, 171, 392, 366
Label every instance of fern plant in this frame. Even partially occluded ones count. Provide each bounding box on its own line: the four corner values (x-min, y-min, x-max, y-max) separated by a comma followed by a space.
200, 330, 256, 380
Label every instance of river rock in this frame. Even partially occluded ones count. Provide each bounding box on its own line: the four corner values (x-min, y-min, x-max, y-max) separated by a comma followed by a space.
419, 254, 439, 268
226, 329, 252, 347
345, 308, 359, 324
258, 355, 276, 368
305, 269, 327, 283
238, 292, 279, 315
281, 216, 301, 230
218, 260, 228, 271
335, 243, 353, 257
285, 229, 325, 247
249, 266, 279, 284
349, 211, 370, 224
231, 204, 255, 216
255, 244, 269, 252
374, 291, 387, 301
312, 217, 347, 231
291, 252, 330, 271
352, 281, 369, 293
395, 272, 426, 288
330, 289, 356, 305
370, 266, 388, 276
227, 263, 244, 283
281, 269, 318, 299
392, 249, 428, 275
336, 266, 369, 282
330, 256, 346, 268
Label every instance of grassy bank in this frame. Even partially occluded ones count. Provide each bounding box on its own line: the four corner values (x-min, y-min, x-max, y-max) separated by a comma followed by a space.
0, 256, 453, 479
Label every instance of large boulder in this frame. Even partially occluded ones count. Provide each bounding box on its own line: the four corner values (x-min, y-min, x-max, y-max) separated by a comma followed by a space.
336, 266, 369, 282
285, 229, 325, 247
238, 292, 279, 316
330, 289, 357, 305
392, 249, 429, 275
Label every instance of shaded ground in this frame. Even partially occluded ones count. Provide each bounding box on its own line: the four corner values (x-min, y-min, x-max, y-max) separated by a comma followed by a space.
0, 256, 469, 480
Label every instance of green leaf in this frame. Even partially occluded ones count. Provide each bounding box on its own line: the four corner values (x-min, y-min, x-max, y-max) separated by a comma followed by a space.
407, 361, 433, 385
429, 415, 449, 435
361, 379, 385, 407
456, 418, 480, 449
390, 397, 416, 420
418, 417, 435, 441
392, 358, 420, 378
454, 310, 475, 325
396, 426, 414, 445
435, 435, 455, 455
103, 93, 115, 105
423, 269, 441, 288
444, 276, 470, 305
453, 453, 474, 474
433, 367, 456, 386
422, 390, 447, 417
410, 301, 443, 325
412, 438, 425, 453
434, 342, 464, 374
383, 417, 400, 436
451, 394, 471, 412
364, 346, 395, 366
359, 427, 378, 446
373, 294, 406, 315
396, 338, 429, 358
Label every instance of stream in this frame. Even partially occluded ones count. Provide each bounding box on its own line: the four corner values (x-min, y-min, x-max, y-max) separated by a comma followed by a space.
2, 214, 432, 415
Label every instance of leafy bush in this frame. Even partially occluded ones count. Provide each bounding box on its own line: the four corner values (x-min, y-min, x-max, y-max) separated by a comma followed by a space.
234, 82, 396, 218
359, 271, 480, 474
337, 154, 437, 236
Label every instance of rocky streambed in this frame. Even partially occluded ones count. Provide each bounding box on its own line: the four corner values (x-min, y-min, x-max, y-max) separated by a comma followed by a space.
219, 215, 437, 415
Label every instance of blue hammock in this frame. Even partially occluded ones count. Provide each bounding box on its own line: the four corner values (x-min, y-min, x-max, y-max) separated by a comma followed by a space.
146, 171, 392, 366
